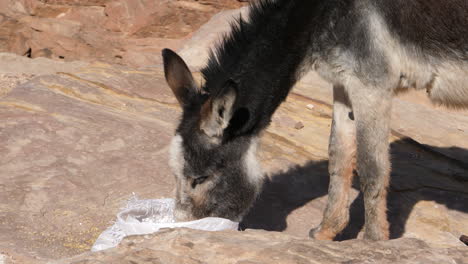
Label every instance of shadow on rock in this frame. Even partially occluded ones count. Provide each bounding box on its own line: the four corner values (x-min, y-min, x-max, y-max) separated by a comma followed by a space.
241, 138, 468, 242
240, 159, 329, 232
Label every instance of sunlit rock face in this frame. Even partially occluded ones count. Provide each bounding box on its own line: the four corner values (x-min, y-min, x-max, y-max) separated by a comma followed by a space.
55, 229, 468, 264
0, 3, 467, 262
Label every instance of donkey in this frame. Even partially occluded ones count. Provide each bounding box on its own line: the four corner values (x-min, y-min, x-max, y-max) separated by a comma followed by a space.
162, 0, 468, 240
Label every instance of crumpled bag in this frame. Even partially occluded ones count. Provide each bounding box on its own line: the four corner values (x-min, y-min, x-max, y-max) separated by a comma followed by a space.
91, 197, 239, 251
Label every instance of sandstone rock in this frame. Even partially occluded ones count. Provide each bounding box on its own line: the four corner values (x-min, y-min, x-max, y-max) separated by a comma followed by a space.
104, 0, 242, 38
60, 5, 105, 25
0, 14, 34, 56
0, 63, 178, 260
40, 0, 110, 6
391, 99, 468, 165
0, 73, 34, 98
16, 0, 43, 16
122, 38, 186, 67
294, 121, 304, 130
54, 229, 468, 264
0, 0, 246, 67
0, 53, 88, 75
0, 0, 28, 17
102, 0, 168, 34
403, 200, 466, 248
179, 7, 249, 69
0, 52, 88, 103
0, 4, 467, 263
20, 16, 82, 38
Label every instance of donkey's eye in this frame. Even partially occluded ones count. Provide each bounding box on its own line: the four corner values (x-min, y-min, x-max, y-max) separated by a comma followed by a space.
191, 176, 209, 188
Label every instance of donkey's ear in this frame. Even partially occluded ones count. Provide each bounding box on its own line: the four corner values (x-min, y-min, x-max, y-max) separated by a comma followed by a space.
200, 85, 237, 139
162, 48, 199, 106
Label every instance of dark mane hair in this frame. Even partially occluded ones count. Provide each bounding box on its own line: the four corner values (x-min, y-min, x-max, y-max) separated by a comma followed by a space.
201, 0, 286, 90
200, 0, 322, 135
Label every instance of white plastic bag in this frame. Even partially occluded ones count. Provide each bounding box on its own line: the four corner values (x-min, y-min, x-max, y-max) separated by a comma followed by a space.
91, 197, 239, 251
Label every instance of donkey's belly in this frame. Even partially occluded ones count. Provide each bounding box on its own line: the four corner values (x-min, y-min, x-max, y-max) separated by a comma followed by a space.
426, 62, 468, 109
397, 60, 468, 109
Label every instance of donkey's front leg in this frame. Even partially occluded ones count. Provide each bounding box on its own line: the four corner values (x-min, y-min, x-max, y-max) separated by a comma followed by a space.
310, 85, 356, 240
351, 86, 392, 240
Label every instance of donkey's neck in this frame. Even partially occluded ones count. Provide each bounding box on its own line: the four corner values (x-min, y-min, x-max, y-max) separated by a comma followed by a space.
202, 0, 342, 136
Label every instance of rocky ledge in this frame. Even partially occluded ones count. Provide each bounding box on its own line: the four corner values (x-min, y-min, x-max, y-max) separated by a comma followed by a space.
55, 229, 467, 264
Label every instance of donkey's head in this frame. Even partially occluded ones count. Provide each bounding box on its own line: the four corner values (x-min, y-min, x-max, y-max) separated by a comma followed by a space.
162, 49, 263, 222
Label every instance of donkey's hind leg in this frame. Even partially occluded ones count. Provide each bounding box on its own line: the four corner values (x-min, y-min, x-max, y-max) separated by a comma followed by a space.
350, 84, 392, 240
310, 85, 356, 240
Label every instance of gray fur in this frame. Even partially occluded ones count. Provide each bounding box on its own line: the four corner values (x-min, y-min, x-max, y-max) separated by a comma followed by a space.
162, 0, 467, 240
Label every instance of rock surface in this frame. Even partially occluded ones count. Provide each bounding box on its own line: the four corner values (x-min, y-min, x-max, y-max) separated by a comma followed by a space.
0, 0, 245, 67
0, 61, 178, 261
0, 52, 467, 263
54, 229, 468, 264
0, 3, 467, 264
0, 52, 88, 75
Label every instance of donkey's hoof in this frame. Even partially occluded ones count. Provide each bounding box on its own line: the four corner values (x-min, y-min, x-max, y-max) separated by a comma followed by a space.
309, 226, 334, 241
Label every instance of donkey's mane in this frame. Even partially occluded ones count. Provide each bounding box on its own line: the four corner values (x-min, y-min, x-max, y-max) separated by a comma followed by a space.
199, 0, 323, 135
201, 0, 287, 95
